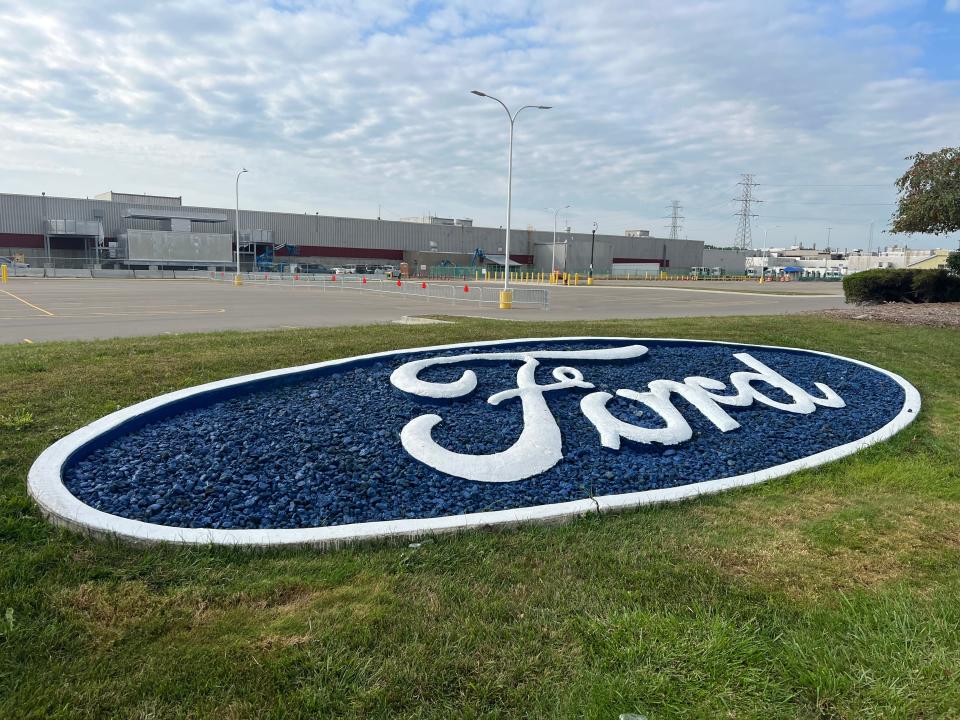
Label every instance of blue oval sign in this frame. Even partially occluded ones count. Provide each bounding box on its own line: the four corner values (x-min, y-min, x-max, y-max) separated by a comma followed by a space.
29, 338, 920, 547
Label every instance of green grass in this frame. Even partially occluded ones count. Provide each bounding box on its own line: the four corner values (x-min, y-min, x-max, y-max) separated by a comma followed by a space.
1, 315, 958, 719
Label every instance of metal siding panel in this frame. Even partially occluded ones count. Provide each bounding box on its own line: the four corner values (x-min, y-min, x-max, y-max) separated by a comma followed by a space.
125, 230, 233, 263
3, 195, 46, 233
0, 193, 706, 268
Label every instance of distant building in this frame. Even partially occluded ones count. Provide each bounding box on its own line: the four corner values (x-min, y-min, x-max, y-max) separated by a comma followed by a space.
0, 191, 704, 274
94, 191, 182, 208
400, 215, 473, 227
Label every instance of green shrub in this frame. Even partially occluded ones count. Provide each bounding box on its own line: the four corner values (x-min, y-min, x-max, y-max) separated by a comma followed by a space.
947, 251, 960, 276
843, 269, 914, 304
843, 268, 960, 304
912, 269, 960, 303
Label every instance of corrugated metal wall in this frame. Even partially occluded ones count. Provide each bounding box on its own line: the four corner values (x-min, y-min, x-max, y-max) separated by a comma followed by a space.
0, 192, 705, 269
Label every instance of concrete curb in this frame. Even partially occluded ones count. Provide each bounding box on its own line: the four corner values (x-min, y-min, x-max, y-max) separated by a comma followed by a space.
27, 337, 921, 549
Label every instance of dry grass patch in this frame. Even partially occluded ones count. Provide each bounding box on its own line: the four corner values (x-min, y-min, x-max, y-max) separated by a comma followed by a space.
252, 633, 313, 651
56, 580, 170, 644
689, 489, 960, 598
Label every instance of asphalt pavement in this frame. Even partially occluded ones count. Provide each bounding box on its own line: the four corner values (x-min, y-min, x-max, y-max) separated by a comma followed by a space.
0, 278, 846, 344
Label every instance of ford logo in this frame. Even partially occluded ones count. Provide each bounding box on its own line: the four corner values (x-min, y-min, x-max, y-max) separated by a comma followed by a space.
29, 337, 920, 547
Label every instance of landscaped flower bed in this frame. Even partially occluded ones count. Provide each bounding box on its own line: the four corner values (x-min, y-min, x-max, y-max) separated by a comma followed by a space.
52, 338, 914, 535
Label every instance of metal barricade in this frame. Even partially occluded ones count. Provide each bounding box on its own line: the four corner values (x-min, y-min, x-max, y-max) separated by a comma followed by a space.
207, 273, 549, 310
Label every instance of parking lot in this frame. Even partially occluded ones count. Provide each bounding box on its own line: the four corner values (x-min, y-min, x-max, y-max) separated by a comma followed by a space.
0, 277, 846, 344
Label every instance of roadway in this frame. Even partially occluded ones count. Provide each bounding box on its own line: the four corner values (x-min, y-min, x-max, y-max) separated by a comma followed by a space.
0, 278, 846, 344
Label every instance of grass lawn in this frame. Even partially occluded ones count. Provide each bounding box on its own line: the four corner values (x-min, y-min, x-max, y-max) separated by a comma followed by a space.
1, 315, 958, 719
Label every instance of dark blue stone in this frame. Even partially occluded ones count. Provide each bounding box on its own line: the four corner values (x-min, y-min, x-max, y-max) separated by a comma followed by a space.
61, 339, 906, 531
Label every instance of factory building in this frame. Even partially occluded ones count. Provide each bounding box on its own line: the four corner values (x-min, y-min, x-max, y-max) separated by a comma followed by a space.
0, 191, 705, 274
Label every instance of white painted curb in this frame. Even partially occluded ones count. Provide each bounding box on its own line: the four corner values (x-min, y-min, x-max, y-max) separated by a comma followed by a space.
27, 337, 922, 549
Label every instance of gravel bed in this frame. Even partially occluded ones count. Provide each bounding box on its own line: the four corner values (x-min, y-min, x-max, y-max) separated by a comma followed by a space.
816, 302, 960, 328
63, 340, 906, 530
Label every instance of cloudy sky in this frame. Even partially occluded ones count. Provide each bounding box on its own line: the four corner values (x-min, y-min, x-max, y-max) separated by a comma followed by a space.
0, 0, 958, 250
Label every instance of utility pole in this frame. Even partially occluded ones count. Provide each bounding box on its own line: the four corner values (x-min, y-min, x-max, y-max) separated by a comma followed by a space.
665, 200, 684, 241
733, 174, 761, 251
41, 191, 50, 268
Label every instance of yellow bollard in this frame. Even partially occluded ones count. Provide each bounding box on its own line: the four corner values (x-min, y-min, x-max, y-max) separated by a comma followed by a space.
233, 273, 243, 286
1, 264, 7, 283
587, 275, 593, 286
499, 289, 513, 309
574, 273, 579, 286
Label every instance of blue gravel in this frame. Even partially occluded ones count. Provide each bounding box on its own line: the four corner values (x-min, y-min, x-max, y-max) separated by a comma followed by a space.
62, 339, 907, 530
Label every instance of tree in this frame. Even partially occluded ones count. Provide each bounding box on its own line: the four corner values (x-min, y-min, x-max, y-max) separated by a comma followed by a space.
891, 147, 960, 236
947, 251, 960, 276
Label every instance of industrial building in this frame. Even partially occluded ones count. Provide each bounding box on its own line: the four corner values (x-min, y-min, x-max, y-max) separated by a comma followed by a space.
745, 244, 952, 278
0, 191, 704, 275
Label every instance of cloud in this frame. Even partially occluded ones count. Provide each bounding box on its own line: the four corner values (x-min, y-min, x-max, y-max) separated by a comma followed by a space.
843, 0, 922, 19
946, 0, 960, 12
0, 0, 957, 249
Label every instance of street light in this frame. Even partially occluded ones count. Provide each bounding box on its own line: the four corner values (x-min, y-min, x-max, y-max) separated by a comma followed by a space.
589, 221, 598, 285
471, 90, 551, 293
761, 225, 780, 282
235, 168, 248, 284
546, 204, 570, 281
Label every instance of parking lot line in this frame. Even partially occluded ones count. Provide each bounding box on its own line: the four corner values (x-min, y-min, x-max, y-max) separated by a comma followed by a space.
1, 289, 56, 316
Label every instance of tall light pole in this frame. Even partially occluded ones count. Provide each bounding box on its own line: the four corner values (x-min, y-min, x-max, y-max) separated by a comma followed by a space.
235, 168, 248, 283
471, 90, 551, 291
761, 225, 780, 281
825, 226, 833, 278
546, 204, 570, 280
588, 221, 598, 285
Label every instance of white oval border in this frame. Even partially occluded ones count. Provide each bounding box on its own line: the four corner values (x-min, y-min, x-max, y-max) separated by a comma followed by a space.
28, 337, 922, 548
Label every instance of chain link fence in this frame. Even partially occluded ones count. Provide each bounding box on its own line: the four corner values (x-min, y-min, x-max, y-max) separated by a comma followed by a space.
204, 272, 550, 310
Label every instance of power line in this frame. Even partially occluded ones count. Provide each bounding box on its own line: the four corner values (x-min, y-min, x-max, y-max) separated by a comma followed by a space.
763, 201, 896, 206
761, 183, 889, 188
761, 214, 890, 224
733, 174, 760, 251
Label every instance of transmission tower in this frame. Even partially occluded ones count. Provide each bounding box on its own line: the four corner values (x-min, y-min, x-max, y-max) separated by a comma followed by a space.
665, 200, 684, 240
733, 174, 761, 251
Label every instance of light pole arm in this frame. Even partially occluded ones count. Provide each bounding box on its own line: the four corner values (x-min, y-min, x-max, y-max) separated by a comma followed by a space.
512, 104, 540, 122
